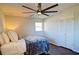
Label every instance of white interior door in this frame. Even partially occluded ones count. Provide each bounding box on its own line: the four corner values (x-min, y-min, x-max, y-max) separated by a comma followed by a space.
65, 17, 74, 50
58, 19, 66, 47
74, 10, 79, 52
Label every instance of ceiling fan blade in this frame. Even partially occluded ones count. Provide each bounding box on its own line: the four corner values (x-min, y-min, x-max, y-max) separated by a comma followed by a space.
42, 4, 58, 12
43, 11, 58, 13
23, 12, 35, 13
22, 5, 36, 12
42, 13, 49, 16
38, 3, 41, 11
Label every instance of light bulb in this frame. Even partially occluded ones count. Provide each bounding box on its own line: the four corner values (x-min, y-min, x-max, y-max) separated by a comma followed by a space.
37, 12, 41, 15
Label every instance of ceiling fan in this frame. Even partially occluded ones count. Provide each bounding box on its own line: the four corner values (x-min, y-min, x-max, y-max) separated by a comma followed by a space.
22, 3, 58, 16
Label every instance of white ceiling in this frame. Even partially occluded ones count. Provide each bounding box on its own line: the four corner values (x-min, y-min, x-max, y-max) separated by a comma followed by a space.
0, 3, 79, 19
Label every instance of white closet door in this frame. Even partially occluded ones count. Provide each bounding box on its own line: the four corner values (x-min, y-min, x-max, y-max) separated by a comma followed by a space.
53, 19, 60, 45
74, 10, 79, 52
65, 17, 74, 50
58, 19, 66, 47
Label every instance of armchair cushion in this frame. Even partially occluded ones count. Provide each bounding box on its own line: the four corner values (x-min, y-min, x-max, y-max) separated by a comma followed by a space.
0, 34, 4, 45
1, 32, 10, 44
7, 31, 18, 42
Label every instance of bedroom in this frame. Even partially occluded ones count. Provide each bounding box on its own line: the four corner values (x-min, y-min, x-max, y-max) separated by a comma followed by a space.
0, 3, 79, 55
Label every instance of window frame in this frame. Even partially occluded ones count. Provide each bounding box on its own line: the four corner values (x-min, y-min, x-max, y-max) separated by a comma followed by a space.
35, 22, 43, 32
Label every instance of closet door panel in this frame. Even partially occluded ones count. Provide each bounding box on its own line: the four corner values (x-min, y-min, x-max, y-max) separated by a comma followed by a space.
65, 17, 74, 50
74, 10, 79, 52
58, 19, 66, 47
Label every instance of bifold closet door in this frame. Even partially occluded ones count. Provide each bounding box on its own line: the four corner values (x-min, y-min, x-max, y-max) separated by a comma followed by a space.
74, 9, 79, 53
65, 17, 74, 50
58, 19, 66, 47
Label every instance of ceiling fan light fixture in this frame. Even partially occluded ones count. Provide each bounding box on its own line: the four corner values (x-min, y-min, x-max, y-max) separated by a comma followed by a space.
37, 12, 42, 15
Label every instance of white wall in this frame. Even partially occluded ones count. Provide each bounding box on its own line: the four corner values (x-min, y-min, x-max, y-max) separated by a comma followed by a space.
0, 12, 5, 33
44, 5, 79, 53
5, 15, 44, 38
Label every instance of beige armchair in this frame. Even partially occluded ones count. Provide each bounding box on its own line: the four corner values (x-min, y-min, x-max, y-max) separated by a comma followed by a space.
0, 31, 26, 55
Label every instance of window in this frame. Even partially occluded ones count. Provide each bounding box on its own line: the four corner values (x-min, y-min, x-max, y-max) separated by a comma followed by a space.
35, 22, 43, 31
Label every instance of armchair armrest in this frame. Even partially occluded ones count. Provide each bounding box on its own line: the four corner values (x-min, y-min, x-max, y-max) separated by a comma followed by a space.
1, 39, 26, 55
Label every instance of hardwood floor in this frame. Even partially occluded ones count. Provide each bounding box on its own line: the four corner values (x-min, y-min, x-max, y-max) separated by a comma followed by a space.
48, 44, 79, 55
